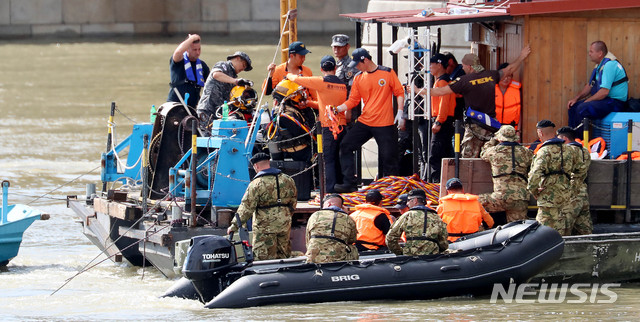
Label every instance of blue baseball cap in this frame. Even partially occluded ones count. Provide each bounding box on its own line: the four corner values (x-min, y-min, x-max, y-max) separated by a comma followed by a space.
445, 178, 463, 190
289, 41, 310, 55
320, 55, 336, 71
347, 48, 371, 68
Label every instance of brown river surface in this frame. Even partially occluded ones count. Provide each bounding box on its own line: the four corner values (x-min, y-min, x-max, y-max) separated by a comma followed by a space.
1, 35, 640, 320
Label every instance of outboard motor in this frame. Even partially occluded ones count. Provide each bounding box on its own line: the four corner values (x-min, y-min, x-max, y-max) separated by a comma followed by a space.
183, 235, 238, 303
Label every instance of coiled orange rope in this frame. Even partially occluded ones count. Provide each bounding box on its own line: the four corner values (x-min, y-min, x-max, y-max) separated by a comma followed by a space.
325, 105, 343, 140
311, 174, 440, 208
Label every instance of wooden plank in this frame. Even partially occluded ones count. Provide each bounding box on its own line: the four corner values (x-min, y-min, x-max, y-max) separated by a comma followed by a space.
629, 22, 640, 98
523, 16, 539, 143
586, 20, 599, 76
537, 19, 552, 127
597, 21, 614, 50
92, 196, 140, 221
549, 20, 564, 125
562, 20, 577, 122
574, 19, 588, 96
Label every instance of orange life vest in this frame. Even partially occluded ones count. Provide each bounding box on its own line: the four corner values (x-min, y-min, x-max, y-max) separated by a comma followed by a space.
576, 137, 607, 159
349, 204, 394, 250
495, 81, 521, 129
616, 151, 640, 160
437, 193, 491, 242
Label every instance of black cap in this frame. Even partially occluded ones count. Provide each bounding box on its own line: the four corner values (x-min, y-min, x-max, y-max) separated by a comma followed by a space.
394, 193, 408, 209
347, 48, 371, 68
498, 62, 509, 70
536, 120, 556, 129
407, 189, 426, 200
289, 41, 310, 55
227, 51, 253, 71
429, 53, 448, 68
365, 189, 383, 204
442, 51, 457, 64
250, 152, 270, 165
445, 178, 463, 190
557, 126, 576, 140
320, 55, 336, 71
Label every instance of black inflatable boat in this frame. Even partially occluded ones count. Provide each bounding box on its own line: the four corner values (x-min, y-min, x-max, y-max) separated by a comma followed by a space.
165, 220, 564, 308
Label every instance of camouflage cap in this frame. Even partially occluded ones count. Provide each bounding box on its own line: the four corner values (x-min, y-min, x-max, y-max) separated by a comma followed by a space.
495, 125, 518, 142
461, 53, 484, 72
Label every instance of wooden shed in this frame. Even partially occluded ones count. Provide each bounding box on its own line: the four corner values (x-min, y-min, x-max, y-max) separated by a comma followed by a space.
511, 0, 640, 142
343, 0, 640, 144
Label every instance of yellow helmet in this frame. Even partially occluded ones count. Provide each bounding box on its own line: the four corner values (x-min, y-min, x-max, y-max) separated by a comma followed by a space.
273, 79, 306, 104
229, 85, 257, 111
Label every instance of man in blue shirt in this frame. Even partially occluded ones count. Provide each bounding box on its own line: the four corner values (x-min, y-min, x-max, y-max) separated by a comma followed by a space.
567, 41, 628, 130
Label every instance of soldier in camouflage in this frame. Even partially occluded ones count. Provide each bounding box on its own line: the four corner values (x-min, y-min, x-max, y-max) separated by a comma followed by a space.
386, 189, 449, 256
527, 120, 580, 236
305, 194, 358, 263
479, 125, 533, 222
227, 153, 297, 260
461, 123, 494, 158
557, 126, 592, 235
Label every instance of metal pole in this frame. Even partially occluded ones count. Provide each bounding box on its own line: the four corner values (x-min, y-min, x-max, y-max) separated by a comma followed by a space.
316, 121, 325, 202
454, 120, 462, 179
582, 117, 590, 146
355, 22, 362, 184
103, 102, 116, 193
626, 119, 633, 222
376, 22, 384, 179
1, 181, 9, 224
190, 120, 198, 228
142, 134, 149, 213
425, 26, 432, 181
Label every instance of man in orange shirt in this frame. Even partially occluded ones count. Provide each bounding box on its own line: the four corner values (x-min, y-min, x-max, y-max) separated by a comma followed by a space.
264, 41, 318, 109
437, 178, 494, 242
287, 55, 348, 192
428, 53, 456, 183
334, 48, 405, 193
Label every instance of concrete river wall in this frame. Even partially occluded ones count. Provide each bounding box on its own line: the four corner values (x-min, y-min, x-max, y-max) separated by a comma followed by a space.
0, 0, 369, 38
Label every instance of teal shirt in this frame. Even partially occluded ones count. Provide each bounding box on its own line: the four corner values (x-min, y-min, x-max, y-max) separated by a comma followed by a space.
596, 59, 628, 101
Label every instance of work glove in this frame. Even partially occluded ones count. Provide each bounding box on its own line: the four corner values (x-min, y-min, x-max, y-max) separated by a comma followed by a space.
395, 109, 406, 131
237, 78, 253, 87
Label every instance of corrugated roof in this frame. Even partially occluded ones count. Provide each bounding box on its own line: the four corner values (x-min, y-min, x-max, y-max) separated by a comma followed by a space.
340, 0, 640, 28
510, 0, 640, 16
340, 7, 511, 28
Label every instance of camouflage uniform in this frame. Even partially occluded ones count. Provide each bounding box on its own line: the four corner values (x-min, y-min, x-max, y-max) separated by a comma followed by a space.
567, 142, 592, 235
386, 206, 448, 256
527, 138, 579, 236
230, 168, 297, 260
479, 128, 533, 222
305, 206, 358, 263
461, 123, 493, 158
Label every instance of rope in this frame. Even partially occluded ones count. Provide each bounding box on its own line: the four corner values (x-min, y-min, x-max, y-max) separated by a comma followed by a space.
25, 165, 101, 206
309, 174, 440, 208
